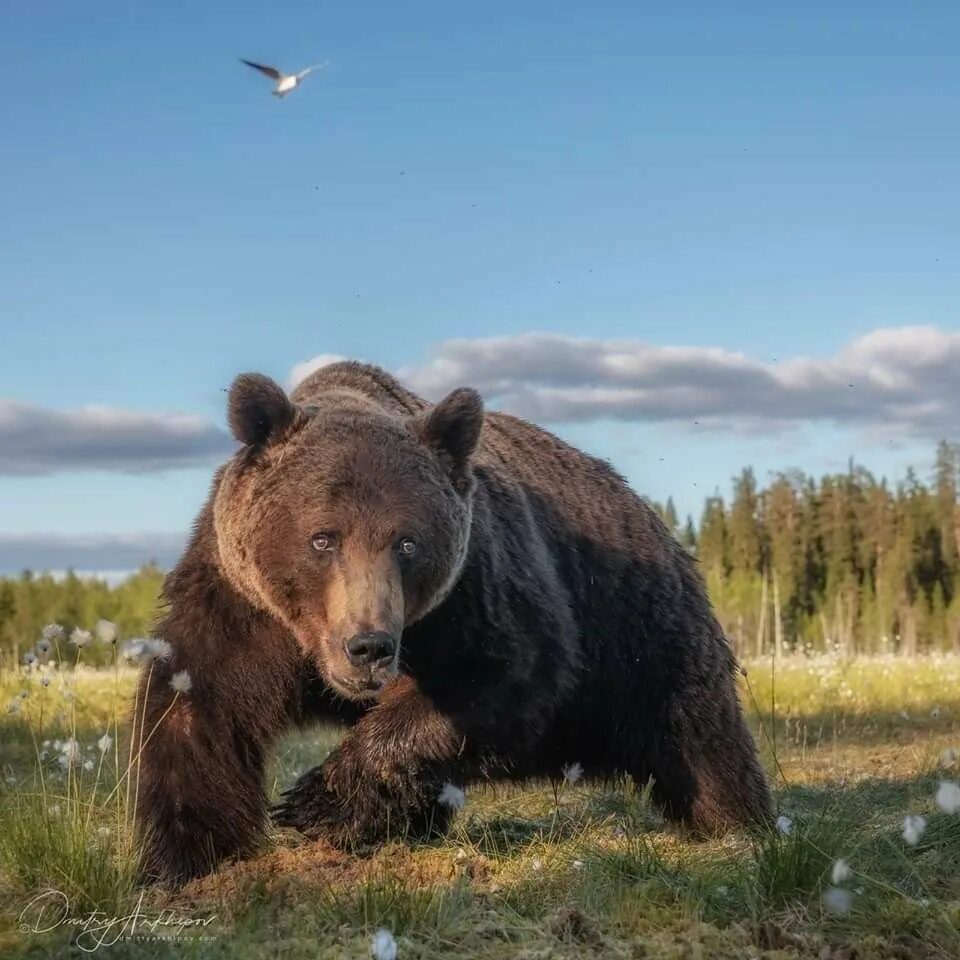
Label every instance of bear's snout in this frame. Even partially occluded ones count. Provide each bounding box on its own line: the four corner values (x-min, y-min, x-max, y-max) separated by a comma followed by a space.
324, 628, 400, 700
344, 630, 396, 668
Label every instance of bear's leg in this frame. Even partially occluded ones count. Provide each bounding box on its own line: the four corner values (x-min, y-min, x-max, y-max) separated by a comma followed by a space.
135, 629, 304, 884
641, 685, 771, 835
273, 675, 465, 846
134, 534, 307, 884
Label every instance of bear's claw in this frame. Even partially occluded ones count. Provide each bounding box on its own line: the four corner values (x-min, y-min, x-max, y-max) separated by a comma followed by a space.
271, 768, 342, 835
272, 761, 454, 848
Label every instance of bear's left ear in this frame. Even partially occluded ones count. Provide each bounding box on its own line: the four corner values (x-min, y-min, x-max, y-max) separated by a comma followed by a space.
416, 388, 484, 483
227, 373, 297, 447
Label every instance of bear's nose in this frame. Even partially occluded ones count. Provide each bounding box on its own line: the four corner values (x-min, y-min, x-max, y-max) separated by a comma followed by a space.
344, 631, 396, 667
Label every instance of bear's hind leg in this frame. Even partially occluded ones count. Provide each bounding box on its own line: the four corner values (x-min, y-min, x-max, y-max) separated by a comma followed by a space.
643, 705, 771, 835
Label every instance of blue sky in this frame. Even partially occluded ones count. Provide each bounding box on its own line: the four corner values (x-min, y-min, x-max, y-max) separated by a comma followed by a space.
1, 1, 959, 571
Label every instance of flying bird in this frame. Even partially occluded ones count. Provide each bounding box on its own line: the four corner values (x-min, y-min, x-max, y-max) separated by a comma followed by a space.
240, 59, 329, 97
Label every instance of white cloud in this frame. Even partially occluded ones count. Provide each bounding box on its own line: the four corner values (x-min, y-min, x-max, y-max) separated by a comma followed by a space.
288, 354, 348, 389
0, 532, 184, 575
0, 400, 233, 476
6, 325, 959, 483
365, 326, 960, 438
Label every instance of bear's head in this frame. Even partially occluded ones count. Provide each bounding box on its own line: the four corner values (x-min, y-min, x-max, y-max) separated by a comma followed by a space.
213, 372, 483, 701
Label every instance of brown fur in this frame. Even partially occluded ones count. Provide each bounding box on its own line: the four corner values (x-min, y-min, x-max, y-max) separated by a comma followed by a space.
135, 362, 770, 884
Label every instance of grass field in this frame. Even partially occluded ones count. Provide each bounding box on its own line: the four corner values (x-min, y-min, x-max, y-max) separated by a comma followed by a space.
0, 654, 958, 959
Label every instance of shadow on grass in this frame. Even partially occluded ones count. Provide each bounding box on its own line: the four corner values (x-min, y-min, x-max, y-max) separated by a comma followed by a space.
455, 812, 585, 859
777, 769, 948, 820
747, 702, 960, 751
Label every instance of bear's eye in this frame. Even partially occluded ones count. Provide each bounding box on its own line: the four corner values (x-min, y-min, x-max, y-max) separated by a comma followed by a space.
310, 532, 337, 553
398, 537, 417, 557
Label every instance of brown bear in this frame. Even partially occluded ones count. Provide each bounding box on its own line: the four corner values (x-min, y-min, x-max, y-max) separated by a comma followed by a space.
135, 361, 770, 883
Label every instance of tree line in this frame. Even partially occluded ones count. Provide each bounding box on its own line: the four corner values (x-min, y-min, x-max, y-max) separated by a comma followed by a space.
2, 442, 959, 668
653, 441, 960, 658
0, 564, 165, 669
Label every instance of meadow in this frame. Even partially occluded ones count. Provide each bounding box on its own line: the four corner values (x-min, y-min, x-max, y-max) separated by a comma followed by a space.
0, 639, 958, 959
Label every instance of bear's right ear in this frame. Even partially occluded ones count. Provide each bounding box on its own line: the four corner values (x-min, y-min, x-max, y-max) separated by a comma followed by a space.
227, 373, 296, 447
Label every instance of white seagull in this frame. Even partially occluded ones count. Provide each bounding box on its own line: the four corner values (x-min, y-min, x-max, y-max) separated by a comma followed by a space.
240, 59, 329, 97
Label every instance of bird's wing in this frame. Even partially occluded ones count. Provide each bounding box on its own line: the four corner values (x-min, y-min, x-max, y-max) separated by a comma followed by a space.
240, 59, 282, 80
296, 60, 330, 79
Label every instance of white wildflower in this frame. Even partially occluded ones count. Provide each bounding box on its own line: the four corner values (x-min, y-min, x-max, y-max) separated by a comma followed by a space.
931, 707, 941, 719
83, 759, 94, 772
831, 859, 851, 885
123, 637, 173, 664
370, 928, 397, 960
97, 733, 113, 754
146, 638, 173, 662
935, 780, 960, 814
58, 738, 80, 770
60, 738, 80, 763
35, 637, 53, 658
823, 886, 853, 915
40, 675, 50, 687
22, 652, 38, 668
170, 670, 192, 694
437, 782, 466, 810
121, 639, 148, 664
775, 815, 793, 836
531, 858, 543, 872
41, 624, 64, 642
94, 619, 118, 644
562, 761, 584, 785
902, 814, 927, 846
69, 628, 93, 648
572, 859, 585, 870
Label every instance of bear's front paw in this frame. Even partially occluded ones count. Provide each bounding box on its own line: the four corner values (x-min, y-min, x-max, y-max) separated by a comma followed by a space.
272, 766, 350, 840
272, 751, 454, 848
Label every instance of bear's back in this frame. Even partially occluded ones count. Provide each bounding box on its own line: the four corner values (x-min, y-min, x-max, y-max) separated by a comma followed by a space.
476, 407, 674, 570
292, 360, 673, 567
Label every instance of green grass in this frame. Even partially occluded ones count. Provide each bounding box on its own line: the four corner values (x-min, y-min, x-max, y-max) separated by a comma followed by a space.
1, 655, 958, 958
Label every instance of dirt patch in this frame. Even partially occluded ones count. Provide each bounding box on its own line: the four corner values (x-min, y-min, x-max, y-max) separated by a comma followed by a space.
549, 904, 603, 947
165, 838, 357, 910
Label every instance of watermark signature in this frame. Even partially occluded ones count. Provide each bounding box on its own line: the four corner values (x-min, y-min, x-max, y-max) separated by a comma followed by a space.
18, 888, 218, 953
